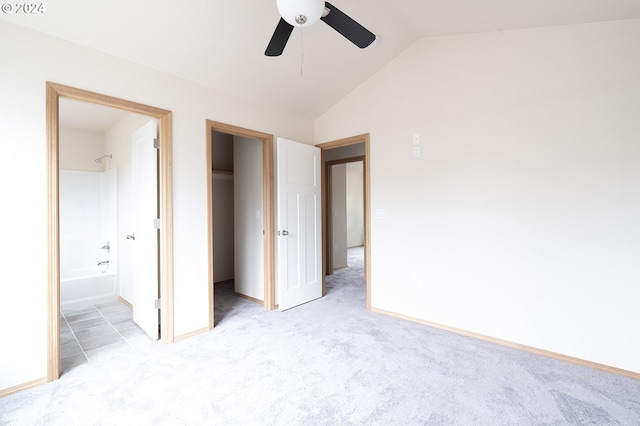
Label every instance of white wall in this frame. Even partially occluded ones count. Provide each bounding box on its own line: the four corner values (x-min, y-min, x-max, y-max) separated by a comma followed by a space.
315, 19, 640, 373
233, 136, 264, 300
324, 143, 365, 162
212, 131, 235, 282
59, 126, 105, 172
346, 162, 364, 248
0, 20, 312, 392
332, 164, 348, 269
212, 131, 234, 171
212, 174, 235, 282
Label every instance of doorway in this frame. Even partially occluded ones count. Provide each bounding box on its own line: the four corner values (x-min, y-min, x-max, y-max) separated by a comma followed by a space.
46, 82, 174, 382
206, 120, 275, 328
325, 157, 365, 273
318, 134, 371, 310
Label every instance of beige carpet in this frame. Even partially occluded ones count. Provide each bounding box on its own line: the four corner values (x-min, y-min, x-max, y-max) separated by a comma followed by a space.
1, 247, 639, 424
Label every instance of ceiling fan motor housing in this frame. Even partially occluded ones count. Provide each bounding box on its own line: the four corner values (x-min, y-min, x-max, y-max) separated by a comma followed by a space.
277, 0, 325, 27
266, 1, 376, 56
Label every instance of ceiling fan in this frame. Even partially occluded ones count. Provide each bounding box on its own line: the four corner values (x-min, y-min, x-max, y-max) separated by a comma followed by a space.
265, 0, 377, 56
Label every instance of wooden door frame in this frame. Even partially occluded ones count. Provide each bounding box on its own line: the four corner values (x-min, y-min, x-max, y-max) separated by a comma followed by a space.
46, 82, 174, 382
205, 120, 275, 328
317, 134, 371, 310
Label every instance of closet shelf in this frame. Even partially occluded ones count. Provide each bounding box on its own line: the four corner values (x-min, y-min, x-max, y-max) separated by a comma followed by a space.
212, 169, 234, 176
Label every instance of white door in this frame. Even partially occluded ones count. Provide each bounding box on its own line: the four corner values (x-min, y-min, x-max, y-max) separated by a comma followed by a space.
132, 119, 160, 339
277, 138, 322, 311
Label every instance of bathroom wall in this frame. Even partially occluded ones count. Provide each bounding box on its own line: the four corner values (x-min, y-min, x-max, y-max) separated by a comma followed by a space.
58, 126, 105, 172
59, 110, 146, 303
59, 124, 115, 281
99, 168, 117, 275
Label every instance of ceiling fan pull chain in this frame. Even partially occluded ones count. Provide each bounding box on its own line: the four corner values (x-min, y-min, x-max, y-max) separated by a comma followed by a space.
300, 27, 304, 77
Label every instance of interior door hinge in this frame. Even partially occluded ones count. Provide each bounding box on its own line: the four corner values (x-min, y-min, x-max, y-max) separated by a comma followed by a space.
154, 298, 161, 309
153, 138, 160, 149
154, 218, 161, 229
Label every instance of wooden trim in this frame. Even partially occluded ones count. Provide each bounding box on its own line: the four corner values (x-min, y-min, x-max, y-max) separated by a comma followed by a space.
263, 134, 275, 310
206, 123, 214, 330
372, 307, 640, 380
317, 134, 369, 150
234, 292, 265, 305
205, 120, 276, 328
159, 112, 174, 344
47, 82, 175, 383
317, 134, 371, 310
118, 296, 133, 310
324, 157, 333, 281
364, 139, 371, 297
0, 377, 48, 398
46, 82, 60, 382
46, 83, 171, 117
320, 149, 326, 293
174, 327, 209, 342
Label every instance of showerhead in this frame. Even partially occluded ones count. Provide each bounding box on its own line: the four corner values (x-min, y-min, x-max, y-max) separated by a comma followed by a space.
95, 154, 112, 164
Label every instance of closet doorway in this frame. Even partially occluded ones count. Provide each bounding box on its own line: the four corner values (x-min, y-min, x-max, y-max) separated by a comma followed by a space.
205, 121, 275, 328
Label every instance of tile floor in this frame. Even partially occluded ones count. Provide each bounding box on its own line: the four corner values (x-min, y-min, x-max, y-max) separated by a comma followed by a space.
60, 300, 155, 372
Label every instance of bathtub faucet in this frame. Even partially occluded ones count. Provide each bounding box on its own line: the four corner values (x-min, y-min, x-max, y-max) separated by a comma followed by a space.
98, 260, 110, 266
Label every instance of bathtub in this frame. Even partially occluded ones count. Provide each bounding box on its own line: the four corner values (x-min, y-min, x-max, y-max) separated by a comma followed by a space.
60, 270, 117, 310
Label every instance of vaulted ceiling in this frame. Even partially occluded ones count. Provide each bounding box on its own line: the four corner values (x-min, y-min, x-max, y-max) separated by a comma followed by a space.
3, 1, 640, 119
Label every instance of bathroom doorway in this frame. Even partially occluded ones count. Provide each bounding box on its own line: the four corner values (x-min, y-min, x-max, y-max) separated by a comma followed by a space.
46, 82, 174, 382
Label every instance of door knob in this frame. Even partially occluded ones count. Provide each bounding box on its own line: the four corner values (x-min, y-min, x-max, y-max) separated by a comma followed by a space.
126, 234, 135, 240
281, 230, 289, 236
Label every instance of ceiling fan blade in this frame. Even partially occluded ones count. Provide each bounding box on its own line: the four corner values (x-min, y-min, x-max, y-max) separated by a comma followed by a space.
265, 18, 294, 56
321, 2, 376, 48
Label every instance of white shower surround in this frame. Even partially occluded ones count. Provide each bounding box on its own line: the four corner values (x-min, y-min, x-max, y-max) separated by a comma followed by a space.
59, 169, 118, 308
60, 272, 117, 310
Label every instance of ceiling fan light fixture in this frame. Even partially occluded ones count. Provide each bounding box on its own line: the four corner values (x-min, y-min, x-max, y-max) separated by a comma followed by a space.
266, 1, 376, 57
277, 0, 325, 27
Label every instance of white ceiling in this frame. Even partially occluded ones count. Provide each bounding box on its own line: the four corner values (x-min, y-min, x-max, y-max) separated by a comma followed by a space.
3, 1, 640, 120
59, 98, 130, 132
